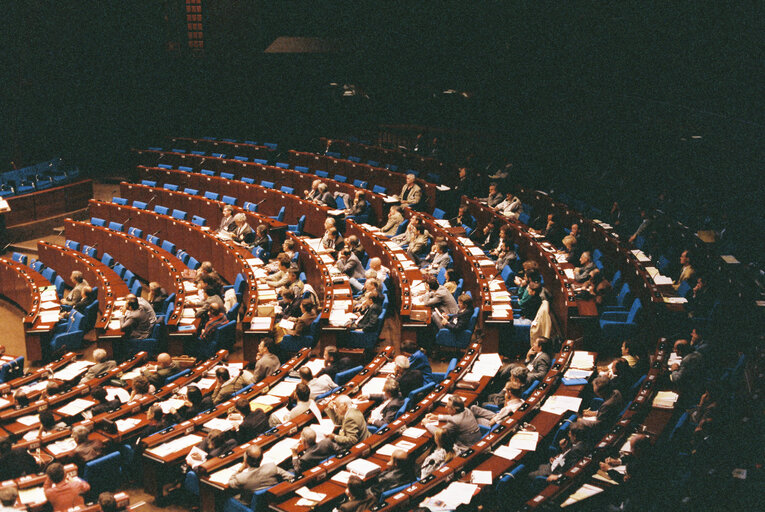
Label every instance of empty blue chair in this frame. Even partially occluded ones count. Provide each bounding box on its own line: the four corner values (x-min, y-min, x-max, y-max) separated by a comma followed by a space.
175, 250, 190, 265
154, 205, 170, 215
112, 263, 126, 278
190, 150, 206, 156
187, 256, 200, 270
180, 166, 195, 173
171, 148, 185, 153
160, 240, 176, 255
496, 464, 526, 500
50, 310, 86, 355
157, 164, 172, 169
101, 253, 114, 267
127, 226, 143, 238
191, 215, 206, 226
347, 156, 361, 163
30, 260, 44, 273
108, 221, 123, 232
241, 177, 255, 184
171, 209, 187, 220
41, 267, 57, 283
393, 218, 409, 236
432, 208, 446, 219
146, 234, 160, 245
264, 142, 277, 150
200, 169, 215, 176
243, 201, 258, 212
232, 157, 248, 163
353, 179, 368, 189
333, 174, 347, 183
367, 160, 380, 167
164, 183, 179, 191
91, 217, 106, 227
226, 302, 241, 322
315, 170, 329, 179
16, 180, 35, 194
275, 162, 289, 169
11, 252, 27, 265
326, 151, 341, 158
253, 159, 268, 165
183, 187, 199, 195
83, 245, 98, 258
82, 451, 122, 498
132, 200, 148, 210
54, 275, 66, 298
222, 195, 237, 205
426, 172, 441, 184
280, 186, 294, 195
431, 358, 458, 382
600, 298, 642, 340
186, 320, 236, 359
260, 180, 274, 189
335, 195, 346, 209
112, 196, 128, 205
123, 270, 137, 288
203, 191, 219, 200
604, 283, 633, 311
65, 239, 80, 251
211, 153, 226, 159
287, 215, 306, 235
220, 172, 235, 180
269, 206, 285, 222
294, 166, 309, 173
141, 180, 157, 187
372, 184, 387, 195
130, 280, 142, 297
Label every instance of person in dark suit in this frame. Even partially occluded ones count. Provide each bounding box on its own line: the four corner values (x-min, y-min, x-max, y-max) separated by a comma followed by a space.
142, 353, 180, 389
523, 337, 553, 382
120, 294, 155, 339
582, 376, 624, 431
0, 436, 38, 481
528, 421, 589, 481
231, 213, 255, 245
277, 288, 303, 320
470, 220, 499, 251
276, 300, 318, 343
61, 271, 89, 306
71, 425, 104, 471
211, 367, 247, 405
172, 385, 210, 421
251, 337, 282, 382
228, 445, 292, 502
394, 355, 423, 398
336, 247, 366, 292
90, 387, 122, 416
363, 378, 405, 428
338, 475, 375, 512
424, 395, 482, 449
402, 339, 433, 384
138, 405, 174, 440
251, 224, 270, 254
371, 449, 415, 497
194, 429, 236, 458
217, 204, 237, 234
480, 183, 504, 208
439, 293, 474, 332
349, 291, 382, 332
449, 205, 476, 230
290, 427, 327, 474
424, 278, 459, 328
346, 190, 371, 221
315, 183, 336, 208
82, 349, 116, 381
399, 174, 423, 210
234, 396, 268, 443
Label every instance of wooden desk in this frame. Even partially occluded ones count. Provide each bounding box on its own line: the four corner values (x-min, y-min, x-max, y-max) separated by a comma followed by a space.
0, 258, 61, 362
4, 180, 93, 227
0, 353, 78, 400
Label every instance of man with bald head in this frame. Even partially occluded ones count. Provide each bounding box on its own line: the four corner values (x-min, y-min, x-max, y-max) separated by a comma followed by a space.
317, 395, 369, 455
228, 445, 292, 500
372, 449, 415, 497
120, 294, 156, 339
142, 353, 179, 388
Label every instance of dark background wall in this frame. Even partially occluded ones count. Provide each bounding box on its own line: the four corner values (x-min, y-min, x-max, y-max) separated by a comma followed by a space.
2, 1, 762, 234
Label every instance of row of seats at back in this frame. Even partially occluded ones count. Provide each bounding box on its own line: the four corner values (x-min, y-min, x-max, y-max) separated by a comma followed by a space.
0, 158, 80, 198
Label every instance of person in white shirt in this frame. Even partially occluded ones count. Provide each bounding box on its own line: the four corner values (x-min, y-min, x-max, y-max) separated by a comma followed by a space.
368, 257, 389, 283
469, 383, 523, 426
298, 366, 336, 399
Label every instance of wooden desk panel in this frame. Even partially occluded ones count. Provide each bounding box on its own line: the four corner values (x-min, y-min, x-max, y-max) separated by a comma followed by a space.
5, 180, 93, 227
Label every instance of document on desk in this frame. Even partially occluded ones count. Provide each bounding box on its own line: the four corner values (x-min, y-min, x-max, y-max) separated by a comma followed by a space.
115, 418, 142, 432
493, 445, 522, 461
17, 414, 40, 426
56, 398, 96, 416
147, 434, 203, 458
39, 310, 60, 324
263, 437, 300, 465
18, 487, 46, 505
540, 395, 583, 415
468, 246, 485, 256
471, 470, 493, 485
507, 430, 539, 451
561, 483, 604, 507
421, 481, 478, 509
402, 427, 427, 439
104, 386, 130, 403
209, 463, 242, 485
46, 437, 77, 456
564, 268, 576, 280
347, 458, 381, 479
40, 301, 59, 310
361, 377, 388, 396
303, 359, 325, 376
158, 398, 187, 414
331, 470, 352, 484
203, 417, 236, 432
269, 381, 298, 397
570, 351, 595, 370
53, 360, 94, 380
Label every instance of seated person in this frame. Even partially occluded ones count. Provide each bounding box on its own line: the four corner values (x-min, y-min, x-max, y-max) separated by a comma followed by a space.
371, 449, 415, 497
518, 281, 543, 321
320, 346, 352, 381
424, 395, 482, 449
406, 223, 430, 261
402, 339, 433, 384
686, 274, 713, 319
393, 355, 423, 398
147, 281, 168, 314
195, 261, 224, 296
61, 271, 89, 306
265, 256, 292, 289
338, 475, 375, 512
304, 179, 321, 201
319, 218, 342, 250
353, 278, 381, 310
142, 352, 180, 388
348, 290, 383, 332
362, 378, 405, 428
380, 206, 404, 237
495, 239, 519, 274
217, 204, 236, 233
276, 288, 302, 320
138, 404, 174, 439
231, 213, 255, 245
283, 268, 304, 298
496, 192, 522, 219
275, 300, 318, 343
346, 190, 371, 220
82, 348, 116, 381
233, 397, 269, 442
251, 338, 281, 382
120, 294, 156, 339
399, 173, 422, 209
97, 492, 118, 512
90, 387, 122, 416
344, 235, 366, 262
315, 183, 336, 208
424, 277, 459, 328
573, 251, 596, 283
420, 427, 455, 479
449, 205, 476, 230
299, 366, 336, 399
480, 182, 503, 207
269, 382, 314, 427
489, 225, 512, 259
470, 220, 499, 251
211, 367, 247, 404
528, 421, 589, 482
560, 234, 579, 263
198, 302, 229, 341
674, 250, 696, 290
437, 293, 474, 333
186, 429, 236, 468
194, 284, 224, 321
442, 268, 460, 296
581, 376, 624, 430
172, 385, 210, 421
228, 445, 293, 502
368, 257, 390, 283
251, 224, 270, 255
0, 487, 18, 511
484, 365, 527, 407
578, 268, 611, 308
129, 374, 154, 401
71, 425, 104, 470
336, 247, 366, 292
470, 382, 524, 426
523, 337, 553, 382
290, 427, 327, 474
421, 241, 451, 276
669, 338, 705, 408
43, 462, 90, 512
316, 395, 370, 454
37, 410, 67, 436
0, 436, 38, 481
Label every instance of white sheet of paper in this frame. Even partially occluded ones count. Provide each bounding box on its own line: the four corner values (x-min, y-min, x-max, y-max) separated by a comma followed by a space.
208, 463, 242, 485
540, 395, 583, 415
507, 431, 539, 451
471, 470, 493, 485
493, 445, 522, 461
56, 398, 96, 416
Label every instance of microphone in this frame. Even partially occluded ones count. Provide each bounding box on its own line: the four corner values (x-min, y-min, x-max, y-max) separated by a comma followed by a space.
1, 242, 12, 253
146, 195, 158, 207
150, 230, 161, 238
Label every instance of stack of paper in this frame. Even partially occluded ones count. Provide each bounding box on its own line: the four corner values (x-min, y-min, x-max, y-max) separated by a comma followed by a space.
47, 437, 77, 456
269, 381, 298, 397
39, 310, 60, 324
507, 430, 539, 451
420, 482, 478, 510
652, 391, 679, 409
564, 268, 576, 280
561, 483, 604, 507
302, 359, 325, 376
53, 360, 94, 380
17, 415, 40, 426
295, 486, 326, 507
105, 387, 131, 403
18, 487, 46, 505
471, 353, 503, 376
653, 275, 673, 285
147, 434, 203, 458
208, 464, 242, 485
347, 458, 381, 479
56, 398, 96, 416
40, 289, 59, 301
263, 437, 300, 465
540, 395, 583, 415
493, 445, 522, 461
115, 418, 142, 432
570, 351, 595, 370
564, 368, 593, 380
402, 427, 426, 439
361, 377, 388, 396
251, 394, 282, 407
664, 296, 688, 304
158, 398, 187, 414
249, 317, 272, 330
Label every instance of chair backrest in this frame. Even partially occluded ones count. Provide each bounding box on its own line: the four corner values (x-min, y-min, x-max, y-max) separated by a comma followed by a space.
335, 195, 346, 209
83, 245, 98, 258
626, 298, 642, 323
294, 166, 309, 173
141, 179, 157, 187
64, 239, 80, 251
154, 205, 169, 216
394, 218, 409, 236
132, 200, 148, 210
127, 227, 143, 238
407, 381, 436, 402
432, 208, 446, 219
187, 256, 200, 270
91, 217, 106, 227
226, 301, 240, 321
112, 263, 126, 278
522, 379, 540, 399
200, 169, 215, 176
315, 170, 328, 179
333, 174, 347, 183
222, 195, 236, 205
260, 180, 274, 189
54, 275, 66, 298
130, 280, 142, 297
372, 184, 387, 195
101, 253, 114, 267
171, 209, 187, 220
335, 365, 363, 386
161, 240, 176, 254
146, 234, 160, 245
183, 187, 199, 195
253, 158, 268, 165
191, 215, 206, 226
241, 176, 255, 184
280, 186, 294, 195
163, 183, 179, 191
175, 250, 189, 264
616, 282, 632, 307
203, 191, 219, 200
111, 196, 128, 205
436, 266, 447, 285
220, 172, 235, 180
82, 451, 122, 496
11, 252, 27, 265
275, 162, 289, 169
353, 179, 368, 189
165, 368, 191, 385
274, 206, 285, 222
108, 221, 123, 232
